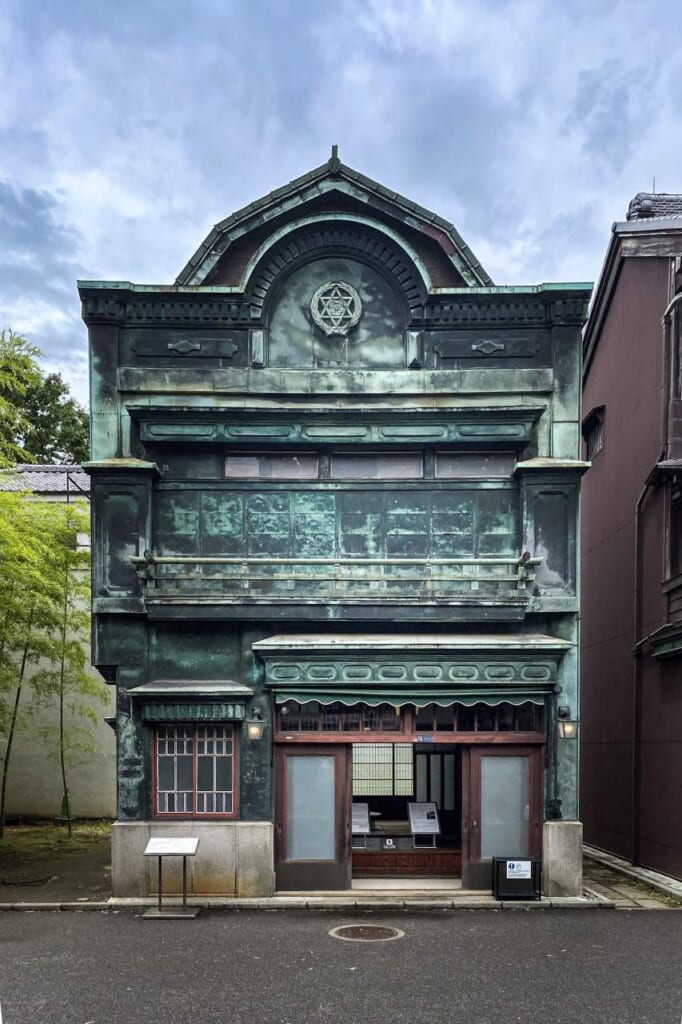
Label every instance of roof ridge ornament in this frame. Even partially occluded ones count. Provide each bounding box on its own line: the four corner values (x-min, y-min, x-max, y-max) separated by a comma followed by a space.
328, 143, 341, 174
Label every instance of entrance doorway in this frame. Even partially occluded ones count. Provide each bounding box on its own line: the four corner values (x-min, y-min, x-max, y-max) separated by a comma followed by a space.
273, 700, 545, 891
274, 746, 351, 890
462, 746, 542, 889
351, 743, 462, 877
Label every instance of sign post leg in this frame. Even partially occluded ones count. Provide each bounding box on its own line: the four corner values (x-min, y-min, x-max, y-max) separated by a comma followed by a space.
158, 857, 163, 913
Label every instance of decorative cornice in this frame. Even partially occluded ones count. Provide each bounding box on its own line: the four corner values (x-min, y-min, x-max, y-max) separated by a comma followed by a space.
80, 289, 589, 329
262, 656, 562, 686
424, 294, 589, 327
134, 408, 541, 446
81, 294, 253, 326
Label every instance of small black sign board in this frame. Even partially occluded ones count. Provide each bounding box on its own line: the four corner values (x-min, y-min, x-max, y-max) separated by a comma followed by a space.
492, 857, 542, 900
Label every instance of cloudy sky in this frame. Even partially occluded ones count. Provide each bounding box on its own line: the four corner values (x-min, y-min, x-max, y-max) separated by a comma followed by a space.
2, 0, 681, 406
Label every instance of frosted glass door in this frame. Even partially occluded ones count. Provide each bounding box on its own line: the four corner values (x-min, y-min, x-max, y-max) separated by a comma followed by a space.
287, 755, 335, 860
480, 755, 529, 859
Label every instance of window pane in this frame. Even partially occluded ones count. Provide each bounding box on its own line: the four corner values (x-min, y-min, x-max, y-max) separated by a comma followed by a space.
436, 453, 515, 478
157, 756, 174, 791
197, 756, 214, 792
176, 755, 193, 792
443, 754, 455, 811
671, 485, 682, 576
331, 454, 423, 479
430, 754, 441, 807
225, 455, 319, 479
480, 756, 529, 859
215, 757, 233, 792
416, 754, 428, 802
287, 756, 335, 860
394, 744, 414, 796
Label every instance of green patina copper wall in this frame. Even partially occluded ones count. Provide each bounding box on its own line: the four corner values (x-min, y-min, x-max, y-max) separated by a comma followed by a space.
81, 157, 591, 824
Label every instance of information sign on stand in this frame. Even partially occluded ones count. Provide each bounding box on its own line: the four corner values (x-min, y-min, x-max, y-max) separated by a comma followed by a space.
142, 837, 201, 919
351, 802, 371, 849
408, 802, 440, 848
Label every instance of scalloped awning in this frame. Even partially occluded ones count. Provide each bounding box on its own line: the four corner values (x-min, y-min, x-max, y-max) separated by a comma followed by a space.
275, 687, 549, 708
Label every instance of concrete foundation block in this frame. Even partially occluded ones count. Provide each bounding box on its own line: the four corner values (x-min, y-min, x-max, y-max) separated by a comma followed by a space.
543, 820, 583, 897
112, 820, 273, 898
236, 822, 275, 897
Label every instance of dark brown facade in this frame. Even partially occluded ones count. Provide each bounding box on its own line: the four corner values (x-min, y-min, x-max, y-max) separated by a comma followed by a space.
581, 195, 682, 878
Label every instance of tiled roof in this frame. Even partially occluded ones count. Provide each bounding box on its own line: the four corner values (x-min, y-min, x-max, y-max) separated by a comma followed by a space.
0, 464, 90, 495
627, 193, 682, 220
176, 149, 494, 288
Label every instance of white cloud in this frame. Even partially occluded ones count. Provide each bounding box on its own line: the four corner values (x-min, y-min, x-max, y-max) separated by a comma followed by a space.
1, 0, 681, 405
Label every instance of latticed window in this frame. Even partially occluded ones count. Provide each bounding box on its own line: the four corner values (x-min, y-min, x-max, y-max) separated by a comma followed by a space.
352, 743, 413, 796
155, 724, 235, 816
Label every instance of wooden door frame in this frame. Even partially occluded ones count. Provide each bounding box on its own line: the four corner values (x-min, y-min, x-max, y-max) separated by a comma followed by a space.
274, 744, 351, 891
462, 745, 543, 890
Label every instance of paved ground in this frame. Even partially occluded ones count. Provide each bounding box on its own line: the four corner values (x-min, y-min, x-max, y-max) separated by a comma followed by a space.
1, 909, 682, 1023
583, 857, 682, 908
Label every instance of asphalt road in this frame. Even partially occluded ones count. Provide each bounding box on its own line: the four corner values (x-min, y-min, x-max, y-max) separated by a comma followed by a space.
1, 909, 681, 1024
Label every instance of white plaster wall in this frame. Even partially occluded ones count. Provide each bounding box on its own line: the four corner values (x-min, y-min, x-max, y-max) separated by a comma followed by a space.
4, 678, 116, 819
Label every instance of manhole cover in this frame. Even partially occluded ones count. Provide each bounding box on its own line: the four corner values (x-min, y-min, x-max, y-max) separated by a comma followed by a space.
329, 924, 405, 942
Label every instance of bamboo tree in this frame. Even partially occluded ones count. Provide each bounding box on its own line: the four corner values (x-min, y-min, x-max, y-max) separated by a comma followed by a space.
31, 502, 108, 837
0, 493, 63, 836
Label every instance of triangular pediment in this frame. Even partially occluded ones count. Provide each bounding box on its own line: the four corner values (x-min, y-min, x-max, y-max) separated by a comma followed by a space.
176, 151, 493, 290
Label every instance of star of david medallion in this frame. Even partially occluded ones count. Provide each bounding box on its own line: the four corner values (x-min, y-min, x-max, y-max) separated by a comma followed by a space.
310, 281, 362, 337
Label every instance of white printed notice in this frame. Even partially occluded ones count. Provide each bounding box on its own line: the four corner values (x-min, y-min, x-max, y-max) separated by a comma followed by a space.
506, 860, 532, 880
351, 803, 371, 834
408, 802, 441, 835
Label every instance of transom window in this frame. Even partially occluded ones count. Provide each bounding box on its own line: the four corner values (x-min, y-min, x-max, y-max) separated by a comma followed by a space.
221, 451, 516, 481
435, 452, 515, 478
225, 455, 319, 479
155, 724, 235, 816
278, 701, 401, 732
276, 701, 544, 733
330, 454, 423, 479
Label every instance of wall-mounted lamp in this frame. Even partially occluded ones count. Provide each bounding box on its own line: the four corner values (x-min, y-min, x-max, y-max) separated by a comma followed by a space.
557, 705, 579, 739
246, 707, 264, 741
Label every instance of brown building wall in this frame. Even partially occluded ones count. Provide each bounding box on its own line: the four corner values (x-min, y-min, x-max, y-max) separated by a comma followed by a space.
581, 257, 669, 861
638, 653, 682, 877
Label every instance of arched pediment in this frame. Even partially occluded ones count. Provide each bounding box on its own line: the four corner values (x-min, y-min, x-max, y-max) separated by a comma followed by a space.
244, 214, 429, 316
176, 155, 493, 288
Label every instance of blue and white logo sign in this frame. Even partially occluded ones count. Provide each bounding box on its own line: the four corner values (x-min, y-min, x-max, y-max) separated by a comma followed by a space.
506, 860, 532, 880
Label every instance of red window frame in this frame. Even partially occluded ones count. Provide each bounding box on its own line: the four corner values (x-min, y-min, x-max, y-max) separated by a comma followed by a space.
152, 723, 238, 820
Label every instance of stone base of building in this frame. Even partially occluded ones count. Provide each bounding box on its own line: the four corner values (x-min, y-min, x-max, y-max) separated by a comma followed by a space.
542, 819, 583, 897
111, 821, 275, 898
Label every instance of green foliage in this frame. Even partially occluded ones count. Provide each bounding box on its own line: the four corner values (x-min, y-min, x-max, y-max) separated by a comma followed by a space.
0, 329, 89, 467
0, 497, 107, 835
0, 331, 42, 467
21, 373, 90, 465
